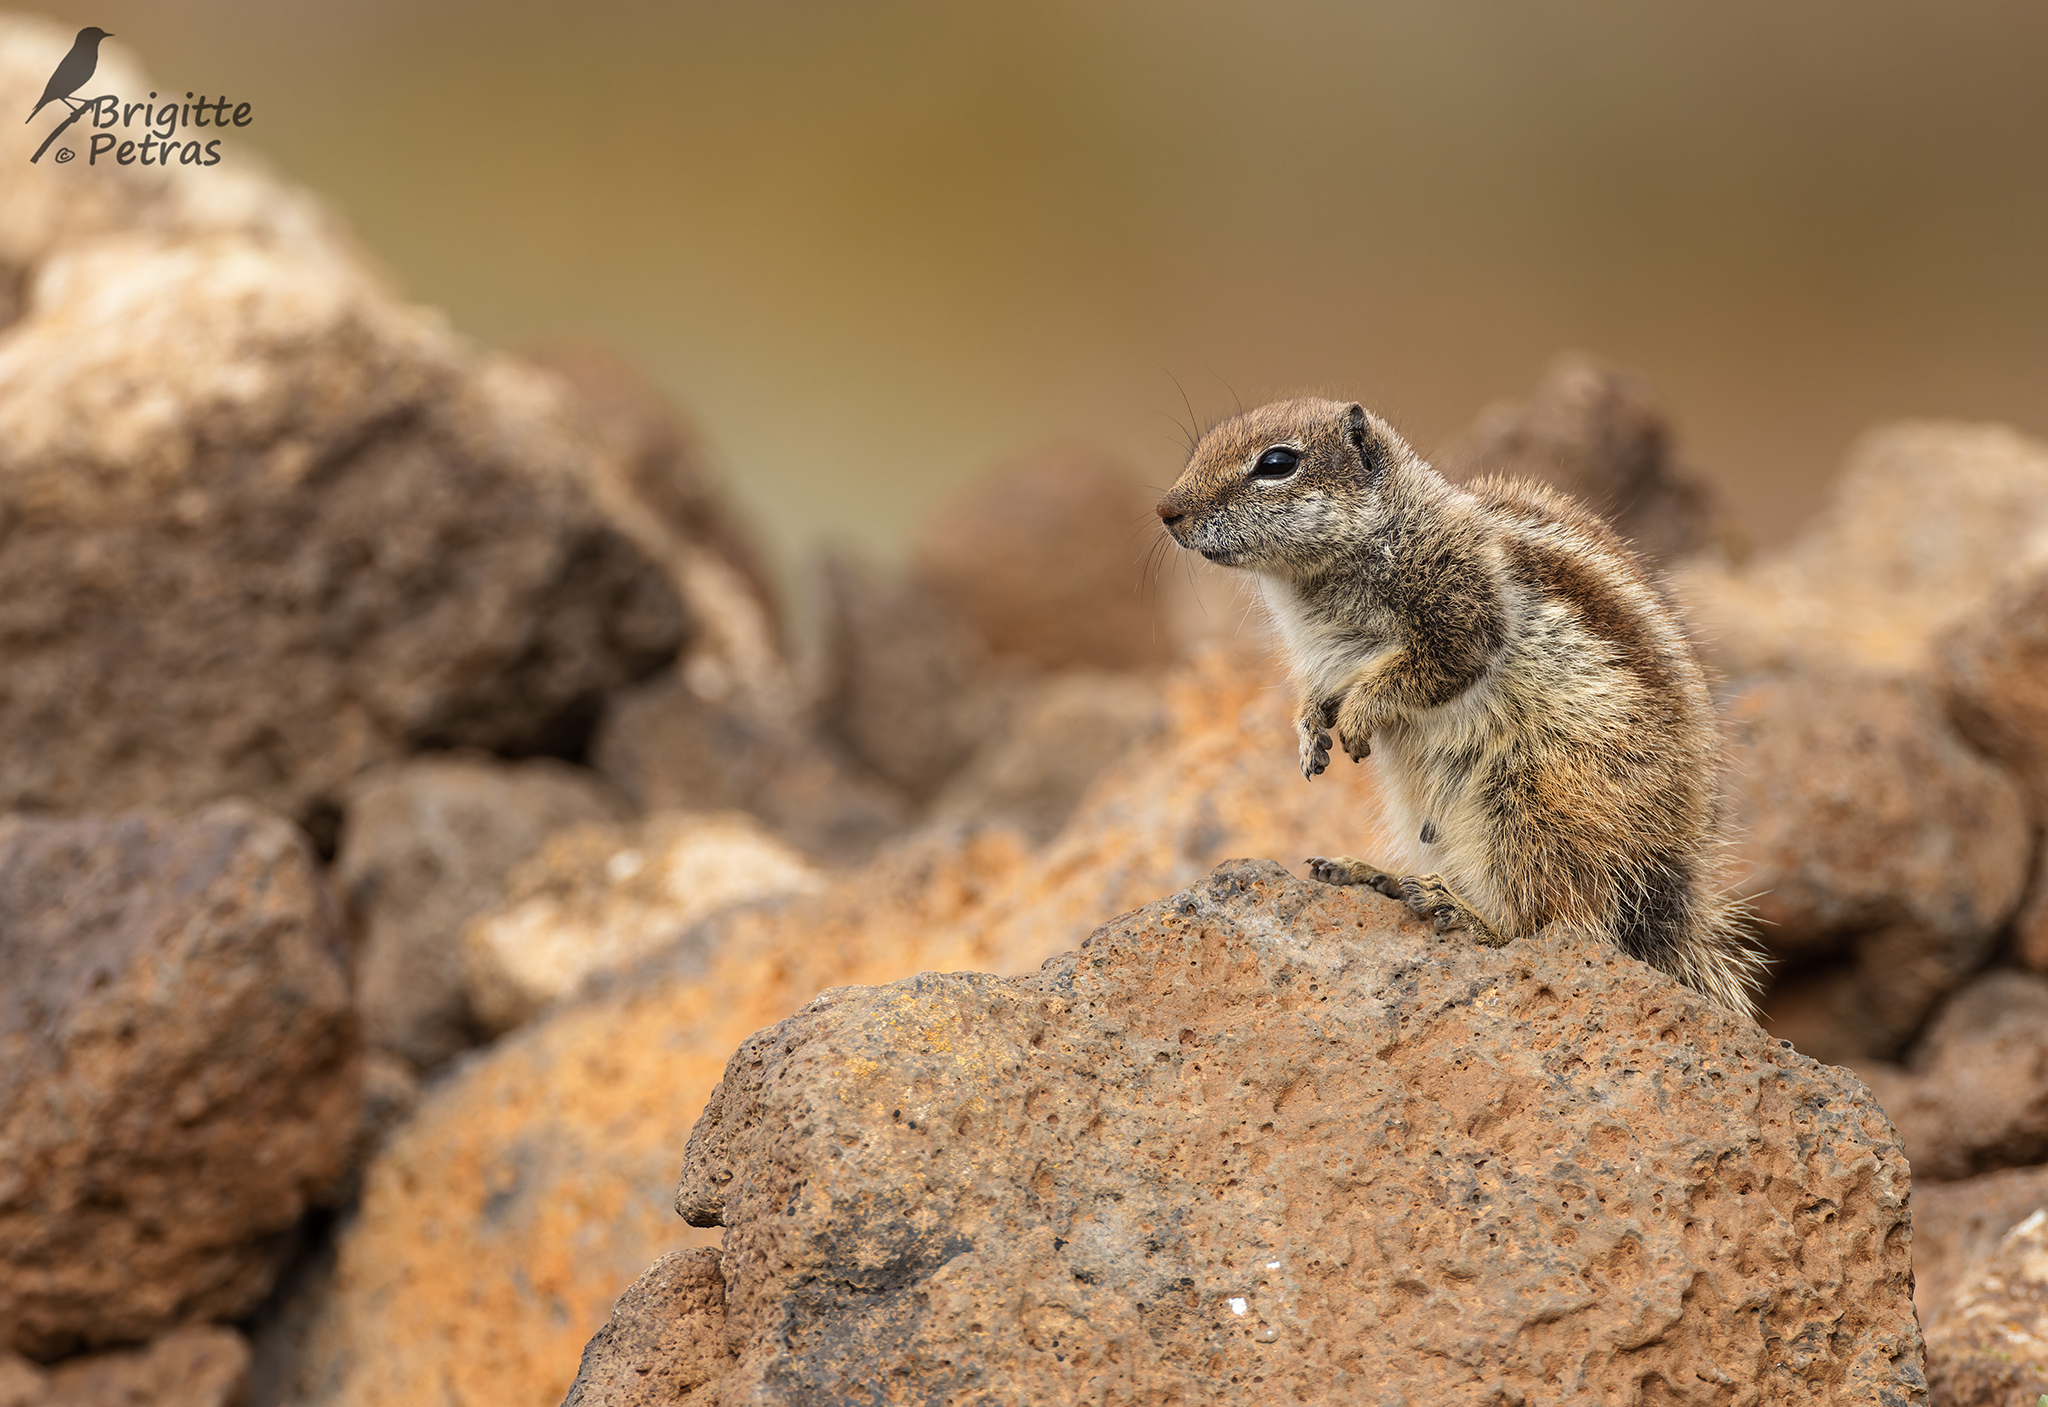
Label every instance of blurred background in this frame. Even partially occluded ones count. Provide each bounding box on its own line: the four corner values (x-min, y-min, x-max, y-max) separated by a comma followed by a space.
20, 0, 2048, 588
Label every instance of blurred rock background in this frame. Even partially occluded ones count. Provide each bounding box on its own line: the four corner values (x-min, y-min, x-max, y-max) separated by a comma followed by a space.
1, 7, 2046, 1406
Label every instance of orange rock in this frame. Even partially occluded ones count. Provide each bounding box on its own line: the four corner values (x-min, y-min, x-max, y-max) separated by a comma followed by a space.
279, 644, 1385, 1407
1726, 667, 2029, 1060
1678, 420, 2048, 681
1856, 972, 2048, 1182
600, 861, 1918, 1404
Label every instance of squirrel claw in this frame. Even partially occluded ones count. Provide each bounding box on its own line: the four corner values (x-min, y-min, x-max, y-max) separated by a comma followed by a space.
1304, 856, 1350, 885
1398, 874, 1510, 948
1298, 727, 1332, 781
1305, 856, 1403, 892
1362, 871, 1405, 901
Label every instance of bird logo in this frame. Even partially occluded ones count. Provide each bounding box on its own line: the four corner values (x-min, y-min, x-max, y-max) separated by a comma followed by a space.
26, 26, 112, 125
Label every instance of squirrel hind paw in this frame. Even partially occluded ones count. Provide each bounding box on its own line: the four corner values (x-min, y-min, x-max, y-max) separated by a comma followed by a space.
1305, 857, 1404, 897
1398, 873, 1510, 947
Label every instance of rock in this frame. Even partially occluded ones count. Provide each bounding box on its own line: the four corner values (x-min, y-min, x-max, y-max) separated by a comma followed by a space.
462, 810, 826, 1035
2019, 885, 2048, 977
808, 551, 1002, 802
1433, 353, 1717, 562
1757, 964, 1876, 1072
0, 24, 688, 826
1911, 1164, 2048, 1326
910, 444, 1175, 672
0, 1354, 36, 1407
0, 236, 687, 825
1934, 550, 2048, 1001
953, 642, 1395, 979
336, 755, 627, 1070
0, 804, 358, 1359
268, 645, 1390, 1407
1856, 971, 2048, 1183
270, 825, 1032, 1407
356, 1050, 424, 1156
932, 671, 1166, 843
559, 1249, 726, 1407
1939, 552, 2048, 821
523, 341, 781, 635
659, 860, 1920, 1403
519, 342, 791, 716
1679, 421, 2048, 680
1923, 1206, 2048, 1407
591, 666, 913, 865
1726, 668, 2029, 1060
0, 1326, 251, 1407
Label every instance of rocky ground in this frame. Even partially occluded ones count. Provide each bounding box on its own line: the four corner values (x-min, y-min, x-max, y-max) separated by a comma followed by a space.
4, 13, 2048, 1407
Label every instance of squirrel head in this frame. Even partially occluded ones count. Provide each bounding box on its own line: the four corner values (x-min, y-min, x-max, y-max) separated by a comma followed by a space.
1155, 397, 1417, 575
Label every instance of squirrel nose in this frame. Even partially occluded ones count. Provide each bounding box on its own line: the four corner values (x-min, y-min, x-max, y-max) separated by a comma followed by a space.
1156, 502, 1184, 527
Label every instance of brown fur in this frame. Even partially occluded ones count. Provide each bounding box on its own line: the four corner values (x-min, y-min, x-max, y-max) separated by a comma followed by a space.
1156, 398, 1766, 1016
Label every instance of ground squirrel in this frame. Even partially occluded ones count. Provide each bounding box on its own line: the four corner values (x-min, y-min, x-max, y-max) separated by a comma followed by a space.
1155, 397, 1766, 1017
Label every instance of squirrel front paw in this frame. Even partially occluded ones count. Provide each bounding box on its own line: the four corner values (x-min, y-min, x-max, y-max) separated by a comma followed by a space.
1333, 695, 1376, 763
1296, 715, 1332, 780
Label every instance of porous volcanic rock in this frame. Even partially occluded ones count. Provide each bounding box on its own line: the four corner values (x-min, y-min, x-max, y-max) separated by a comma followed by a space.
649, 860, 1921, 1404
0, 23, 689, 825
1678, 421, 2048, 680
1923, 1206, 2048, 1407
592, 665, 913, 865
1855, 971, 2048, 1183
1911, 1164, 2048, 1325
266, 645, 1388, 1407
1433, 353, 1717, 562
0, 804, 359, 1359
461, 810, 826, 1035
0, 1325, 252, 1407
559, 1249, 727, 1407
337, 754, 628, 1070
911, 444, 1175, 672
1725, 668, 2029, 1061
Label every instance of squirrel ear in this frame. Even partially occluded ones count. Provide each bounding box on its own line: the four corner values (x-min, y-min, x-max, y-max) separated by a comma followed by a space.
1344, 404, 1387, 482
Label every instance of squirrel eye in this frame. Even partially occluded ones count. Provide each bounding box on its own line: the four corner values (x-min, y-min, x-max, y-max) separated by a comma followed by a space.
1250, 447, 1300, 480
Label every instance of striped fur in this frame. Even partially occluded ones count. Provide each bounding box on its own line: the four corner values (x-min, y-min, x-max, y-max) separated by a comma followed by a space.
1155, 398, 1766, 1017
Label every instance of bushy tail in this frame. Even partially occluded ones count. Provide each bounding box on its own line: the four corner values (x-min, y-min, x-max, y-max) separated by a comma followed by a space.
1650, 898, 1770, 1021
